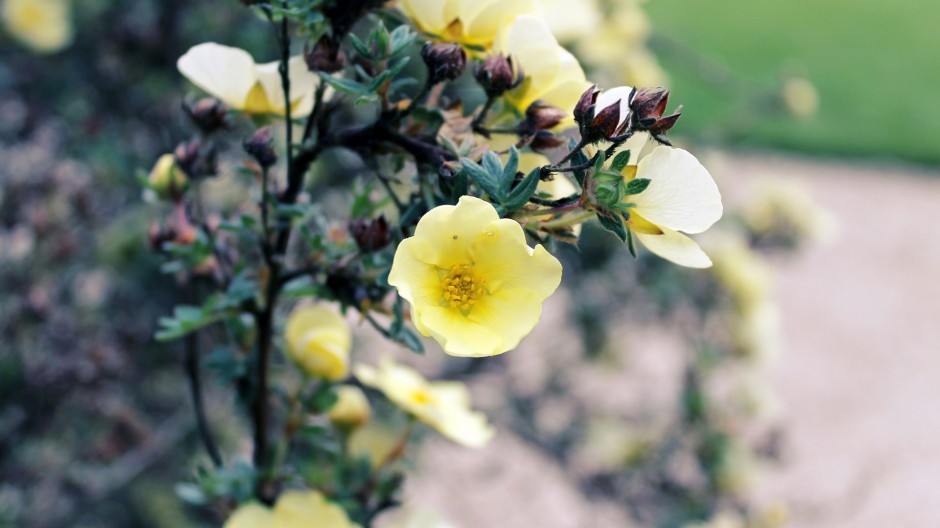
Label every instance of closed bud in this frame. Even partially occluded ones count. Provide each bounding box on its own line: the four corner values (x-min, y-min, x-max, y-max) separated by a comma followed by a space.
421, 42, 467, 84
328, 385, 371, 431
528, 130, 566, 152
148, 154, 188, 201
576, 85, 635, 143
630, 87, 681, 135
524, 100, 567, 131
349, 215, 392, 252
285, 304, 352, 381
474, 54, 523, 96
243, 126, 277, 168
183, 97, 228, 133
305, 35, 346, 73
174, 138, 217, 178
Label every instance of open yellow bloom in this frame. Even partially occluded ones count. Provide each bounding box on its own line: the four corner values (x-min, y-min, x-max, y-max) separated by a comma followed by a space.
388, 195, 562, 357
177, 43, 319, 117
285, 304, 351, 381
622, 147, 723, 268
494, 15, 589, 123
1, 0, 72, 53
400, 0, 535, 51
355, 358, 494, 448
224, 490, 360, 528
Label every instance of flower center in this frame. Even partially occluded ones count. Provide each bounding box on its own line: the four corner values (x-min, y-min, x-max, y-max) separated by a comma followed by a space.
440, 263, 486, 313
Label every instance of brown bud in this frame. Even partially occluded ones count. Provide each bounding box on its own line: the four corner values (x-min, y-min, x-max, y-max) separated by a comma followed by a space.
524, 100, 567, 131
349, 215, 392, 252
174, 138, 217, 178
631, 87, 681, 135
421, 42, 467, 84
183, 97, 228, 133
243, 126, 277, 168
575, 85, 635, 143
528, 130, 566, 153
305, 36, 346, 73
474, 54, 523, 96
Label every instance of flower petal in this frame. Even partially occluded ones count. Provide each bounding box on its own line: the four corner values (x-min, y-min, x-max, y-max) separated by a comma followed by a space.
274, 490, 359, 528
461, 0, 534, 48
177, 43, 257, 109
634, 225, 713, 268
497, 15, 560, 102
594, 86, 634, 128
410, 195, 501, 265
417, 305, 506, 357
254, 56, 319, 117
631, 146, 723, 234
400, 0, 448, 34
472, 224, 562, 300
224, 503, 274, 528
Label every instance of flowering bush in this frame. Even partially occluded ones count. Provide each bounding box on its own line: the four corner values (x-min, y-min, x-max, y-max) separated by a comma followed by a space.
134, 0, 756, 525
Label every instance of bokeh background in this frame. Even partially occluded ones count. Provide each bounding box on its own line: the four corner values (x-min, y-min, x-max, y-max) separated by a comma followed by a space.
1, 0, 938, 527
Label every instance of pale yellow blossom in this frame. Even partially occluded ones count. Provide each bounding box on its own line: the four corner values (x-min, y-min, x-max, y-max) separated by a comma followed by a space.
1, 0, 72, 53
285, 304, 351, 381
494, 15, 590, 122
177, 43, 319, 116
388, 195, 562, 357
534, 0, 601, 43
355, 358, 495, 448
224, 490, 360, 528
328, 385, 372, 430
399, 0, 535, 52
621, 147, 723, 268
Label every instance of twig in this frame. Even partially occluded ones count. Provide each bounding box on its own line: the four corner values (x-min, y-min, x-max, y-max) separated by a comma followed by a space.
185, 332, 223, 468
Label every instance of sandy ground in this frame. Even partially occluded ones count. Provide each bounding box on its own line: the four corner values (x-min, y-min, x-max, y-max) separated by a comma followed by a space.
391, 152, 940, 527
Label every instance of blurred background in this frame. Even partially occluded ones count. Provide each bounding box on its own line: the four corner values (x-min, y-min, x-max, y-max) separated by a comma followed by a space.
1, 0, 938, 526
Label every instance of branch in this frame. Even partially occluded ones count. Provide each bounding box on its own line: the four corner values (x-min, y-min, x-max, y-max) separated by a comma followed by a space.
185, 332, 223, 468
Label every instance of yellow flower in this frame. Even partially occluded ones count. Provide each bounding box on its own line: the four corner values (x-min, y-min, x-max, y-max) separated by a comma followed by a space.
177, 43, 319, 117
328, 385, 371, 431
494, 15, 590, 122
224, 490, 360, 528
147, 154, 188, 201
400, 0, 535, 52
355, 358, 494, 448
534, 0, 600, 43
1, 0, 72, 53
348, 422, 405, 469
388, 195, 562, 357
285, 304, 351, 381
621, 146, 723, 268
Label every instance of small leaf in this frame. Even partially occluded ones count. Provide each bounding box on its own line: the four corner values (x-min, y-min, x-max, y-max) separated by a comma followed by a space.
461, 157, 502, 200
611, 150, 632, 172
481, 151, 504, 187
396, 327, 425, 354
500, 147, 519, 196
348, 33, 371, 58
318, 73, 368, 95
624, 177, 651, 196
596, 212, 627, 242
504, 167, 540, 212
626, 228, 638, 258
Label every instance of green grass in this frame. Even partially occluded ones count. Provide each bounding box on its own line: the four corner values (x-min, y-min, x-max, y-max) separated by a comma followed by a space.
645, 0, 940, 165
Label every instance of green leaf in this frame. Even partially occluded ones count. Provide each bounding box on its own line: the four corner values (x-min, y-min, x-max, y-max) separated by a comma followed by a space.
504, 167, 541, 212
461, 157, 502, 200
500, 147, 520, 196
624, 177, 651, 196
568, 137, 590, 186
395, 326, 425, 354
389, 25, 416, 57
611, 150, 632, 172
348, 33, 371, 58
596, 212, 627, 242
626, 228, 638, 258
318, 73, 368, 95
481, 151, 504, 188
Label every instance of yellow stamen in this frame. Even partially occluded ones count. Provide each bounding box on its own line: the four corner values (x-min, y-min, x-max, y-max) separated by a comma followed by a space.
440, 263, 486, 314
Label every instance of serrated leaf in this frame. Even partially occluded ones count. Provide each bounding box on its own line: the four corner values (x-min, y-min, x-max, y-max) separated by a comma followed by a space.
504, 167, 540, 212
461, 157, 502, 200
500, 147, 519, 196
624, 177, 651, 196
596, 212, 627, 242
611, 150, 632, 172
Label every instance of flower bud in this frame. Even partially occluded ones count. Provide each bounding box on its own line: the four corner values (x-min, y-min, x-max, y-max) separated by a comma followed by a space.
574, 85, 635, 143
473, 54, 522, 97
183, 97, 228, 133
524, 100, 567, 131
528, 130, 566, 152
148, 154, 188, 201
174, 138, 218, 179
285, 304, 352, 381
305, 35, 346, 73
630, 87, 681, 135
349, 215, 392, 252
328, 385, 371, 431
243, 126, 277, 168
421, 42, 467, 84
